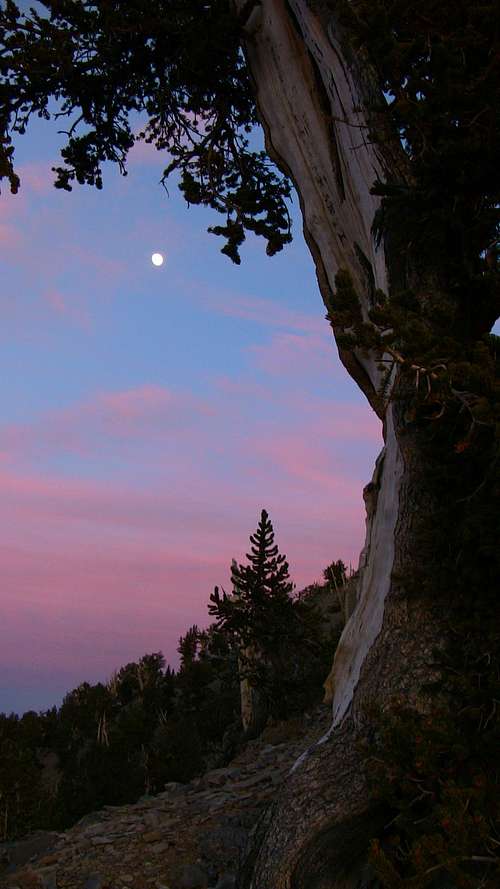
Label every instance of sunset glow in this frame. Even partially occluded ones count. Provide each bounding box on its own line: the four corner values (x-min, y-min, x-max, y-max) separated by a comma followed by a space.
0, 120, 381, 715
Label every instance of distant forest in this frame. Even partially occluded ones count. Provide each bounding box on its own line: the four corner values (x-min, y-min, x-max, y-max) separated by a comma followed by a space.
0, 511, 346, 840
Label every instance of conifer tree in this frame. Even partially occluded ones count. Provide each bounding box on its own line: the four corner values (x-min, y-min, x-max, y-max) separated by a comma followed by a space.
209, 509, 295, 653
209, 510, 299, 734
2, 3, 499, 881
323, 559, 348, 591
177, 625, 201, 672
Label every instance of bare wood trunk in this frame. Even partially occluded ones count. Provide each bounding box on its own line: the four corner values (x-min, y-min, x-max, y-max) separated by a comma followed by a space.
239, 418, 445, 889
232, 1, 447, 886
237, 0, 406, 743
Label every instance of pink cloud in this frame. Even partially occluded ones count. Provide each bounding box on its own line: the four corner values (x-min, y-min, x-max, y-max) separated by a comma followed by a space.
42, 289, 92, 330
0, 195, 27, 269
0, 380, 380, 518
0, 460, 366, 606
212, 293, 324, 333
283, 397, 382, 444
97, 385, 175, 419
180, 277, 326, 335
0, 163, 52, 228
17, 162, 54, 196
0, 437, 371, 712
0, 167, 127, 284
0, 384, 212, 460
71, 244, 127, 282
44, 290, 66, 314
0, 385, 372, 567
0, 537, 220, 694
0, 163, 64, 244
0, 468, 251, 614
0, 221, 23, 250
214, 375, 272, 400
86, 384, 213, 441
249, 329, 338, 378
0, 366, 381, 713
241, 419, 375, 502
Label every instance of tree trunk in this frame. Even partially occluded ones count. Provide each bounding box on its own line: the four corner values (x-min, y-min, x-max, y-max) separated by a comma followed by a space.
239, 645, 269, 738
234, 1, 453, 886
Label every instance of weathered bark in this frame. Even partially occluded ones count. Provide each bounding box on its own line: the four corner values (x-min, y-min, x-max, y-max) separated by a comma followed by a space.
238, 410, 445, 888
239, 645, 269, 737
233, 1, 447, 886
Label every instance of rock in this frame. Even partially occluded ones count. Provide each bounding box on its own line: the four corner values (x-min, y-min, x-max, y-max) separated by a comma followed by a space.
205, 792, 238, 810
231, 768, 279, 790
77, 812, 106, 828
0, 832, 60, 872
34, 868, 57, 889
149, 841, 171, 854
141, 830, 164, 844
84, 824, 107, 837
215, 874, 236, 889
33, 855, 58, 868
177, 863, 208, 888
201, 768, 241, 787
199, 826, 248, 859
6, 867, 44, 888
6, 707, 331, 889
162, 782, 187, 796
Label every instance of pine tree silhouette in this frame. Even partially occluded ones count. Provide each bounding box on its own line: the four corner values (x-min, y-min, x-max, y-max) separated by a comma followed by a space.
209, 509, 295, 652
208, 509, 302, 739
177, 625, 200, 671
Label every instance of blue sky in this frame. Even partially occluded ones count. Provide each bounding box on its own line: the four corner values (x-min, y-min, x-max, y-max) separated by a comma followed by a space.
0, 101, 382, 715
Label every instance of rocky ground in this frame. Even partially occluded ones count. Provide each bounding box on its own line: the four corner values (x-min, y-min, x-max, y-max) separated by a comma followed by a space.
1, 706, 332, 889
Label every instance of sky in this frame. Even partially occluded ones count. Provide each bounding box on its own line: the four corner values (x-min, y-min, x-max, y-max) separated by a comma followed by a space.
0, 105, 383, 715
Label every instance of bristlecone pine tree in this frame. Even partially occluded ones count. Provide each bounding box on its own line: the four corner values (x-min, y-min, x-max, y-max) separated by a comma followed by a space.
1, 1, 499, 885
209, 509, 296, 735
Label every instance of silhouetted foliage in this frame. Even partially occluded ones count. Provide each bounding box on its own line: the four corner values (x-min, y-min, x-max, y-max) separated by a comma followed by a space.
0, 536, 342, 839
209, 509, 296, 650
2, 3, 499, 879
0, 0, 291, 263
178, 625, 202, 672
323, 559, 347, 590
336, 0, 500, 338
209, 510, 339, 722
0, 713, 48, 840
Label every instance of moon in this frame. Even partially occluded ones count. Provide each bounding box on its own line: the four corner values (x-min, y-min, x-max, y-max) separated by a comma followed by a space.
151, 252, 164, 267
